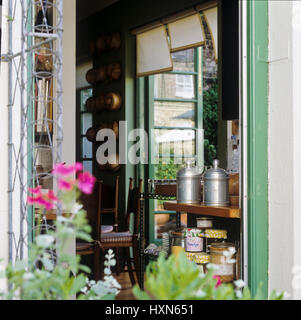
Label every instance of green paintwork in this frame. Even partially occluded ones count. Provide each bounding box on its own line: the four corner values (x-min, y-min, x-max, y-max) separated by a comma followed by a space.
147, 48, 203, 245
27, 0, 33, 244
247, 0, 269, 298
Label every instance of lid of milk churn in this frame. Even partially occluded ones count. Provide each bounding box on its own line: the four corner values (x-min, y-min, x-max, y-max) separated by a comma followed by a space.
176, 160, 203, 178
204, 159, 228, 180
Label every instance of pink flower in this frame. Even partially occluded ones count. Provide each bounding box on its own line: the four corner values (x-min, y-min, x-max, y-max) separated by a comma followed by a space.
47, 189, 59, 202
28, 195, 54, 210
28, 185, 42, 195
77, 171, 96, 194
213, 275, 222, 288
58, 179, 74, 191
75, 162, 83, 172
52, 162, 83, 176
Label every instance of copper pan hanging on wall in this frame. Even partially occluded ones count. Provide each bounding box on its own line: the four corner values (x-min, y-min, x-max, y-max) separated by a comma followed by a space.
86, 126, 97, 142
85, 97, 97, 113
95, 94, 106, 111
85, 69, 97, 85
105, 92, 122, 111
106, 62, 121, 82
110, 32, 121, 49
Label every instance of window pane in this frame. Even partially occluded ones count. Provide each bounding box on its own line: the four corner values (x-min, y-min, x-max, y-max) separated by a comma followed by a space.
154, 74, 195, 99
154, 156, 196, 180
83, 160, 93, 174
81, 137, 92, 158
172, 48, 195, 72
81, 113, 92, 135
154, 129, 195, 158
154, 101, 195, 127
80, 88, 92, 111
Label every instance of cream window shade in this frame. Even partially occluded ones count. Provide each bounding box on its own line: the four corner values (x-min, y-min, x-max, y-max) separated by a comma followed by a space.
167, 13, 205, 53
203, 6, 218, 61
136, 26, 173, 77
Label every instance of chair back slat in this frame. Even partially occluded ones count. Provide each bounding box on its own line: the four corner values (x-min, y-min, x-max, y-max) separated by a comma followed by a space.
125, 178, 143, 234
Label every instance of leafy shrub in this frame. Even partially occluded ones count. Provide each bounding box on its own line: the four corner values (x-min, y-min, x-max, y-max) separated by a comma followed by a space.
203, 79, 218, 166
133, 252, 284, 300
0, 163, 120, 300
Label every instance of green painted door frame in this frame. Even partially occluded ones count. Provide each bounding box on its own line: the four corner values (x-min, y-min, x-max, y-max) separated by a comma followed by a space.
246, 0, 269, 297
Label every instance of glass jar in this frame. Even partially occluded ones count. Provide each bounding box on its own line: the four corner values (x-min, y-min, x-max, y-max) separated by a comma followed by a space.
204, 229, 228, 253
184, 228, 204, 252
196, 217, 213, 229
170, 231, 185, 256
186, 252, 210, 273
209, 242, 236, 283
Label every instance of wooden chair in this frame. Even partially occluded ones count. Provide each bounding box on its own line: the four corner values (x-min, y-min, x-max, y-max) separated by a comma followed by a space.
76, 176, 119, 281
97, 177, 143, 287
98, 176, 119, 233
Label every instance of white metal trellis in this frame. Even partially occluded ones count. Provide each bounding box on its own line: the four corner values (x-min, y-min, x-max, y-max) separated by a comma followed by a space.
1, 0, 63, 262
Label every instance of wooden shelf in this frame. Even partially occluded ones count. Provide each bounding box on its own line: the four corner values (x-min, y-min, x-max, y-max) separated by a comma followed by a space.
163, 201, 240, 219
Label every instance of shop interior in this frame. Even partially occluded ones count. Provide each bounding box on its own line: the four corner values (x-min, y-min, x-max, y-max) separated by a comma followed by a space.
34, 0, 242, 297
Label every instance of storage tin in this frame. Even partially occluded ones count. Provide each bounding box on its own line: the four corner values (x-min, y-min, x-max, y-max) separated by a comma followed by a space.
203, 159, 229, 207
176, 160, 203, 204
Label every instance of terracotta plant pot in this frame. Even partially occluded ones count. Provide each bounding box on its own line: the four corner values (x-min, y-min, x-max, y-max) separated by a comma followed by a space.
86, 127, 97, 142
97, 121, 119, 138
95, 66, 107, 83
85, 69, 97, 85
110, 32, 121, 49
106, 62, 121, 82
105, 92, 122, 111
95, 35, 106, 53
111, 62, 121, 81
95, 94, 106, 111
85, 97, 96, 113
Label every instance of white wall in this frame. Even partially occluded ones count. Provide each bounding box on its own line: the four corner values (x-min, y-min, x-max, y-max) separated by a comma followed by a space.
268, 0, 301, 299
61, 0, 76, 256
0, 0, 9, 291
62, 0, 76, 167
291, 0, 301, 300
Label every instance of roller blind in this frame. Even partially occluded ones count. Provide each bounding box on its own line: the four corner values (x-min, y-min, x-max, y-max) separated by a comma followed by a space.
203, 6, 218, 61
136, 26, 173, 77
168, 13, 205, 53
134, 3, 218, 77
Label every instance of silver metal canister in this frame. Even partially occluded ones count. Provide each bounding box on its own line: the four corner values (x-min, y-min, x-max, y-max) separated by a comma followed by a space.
176, 160, 203, 204
203, 159, 229, 207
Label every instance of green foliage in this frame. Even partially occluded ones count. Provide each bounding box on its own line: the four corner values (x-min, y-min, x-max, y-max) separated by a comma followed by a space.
133, 252, 284, 300
1, 190, 120, 300
155, 158, 180, 180
203, 80, 218, 166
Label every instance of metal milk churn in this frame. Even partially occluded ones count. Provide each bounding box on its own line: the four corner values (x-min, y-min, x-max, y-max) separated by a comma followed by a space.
176, 160, 203, 204
203, 159, 229, 207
